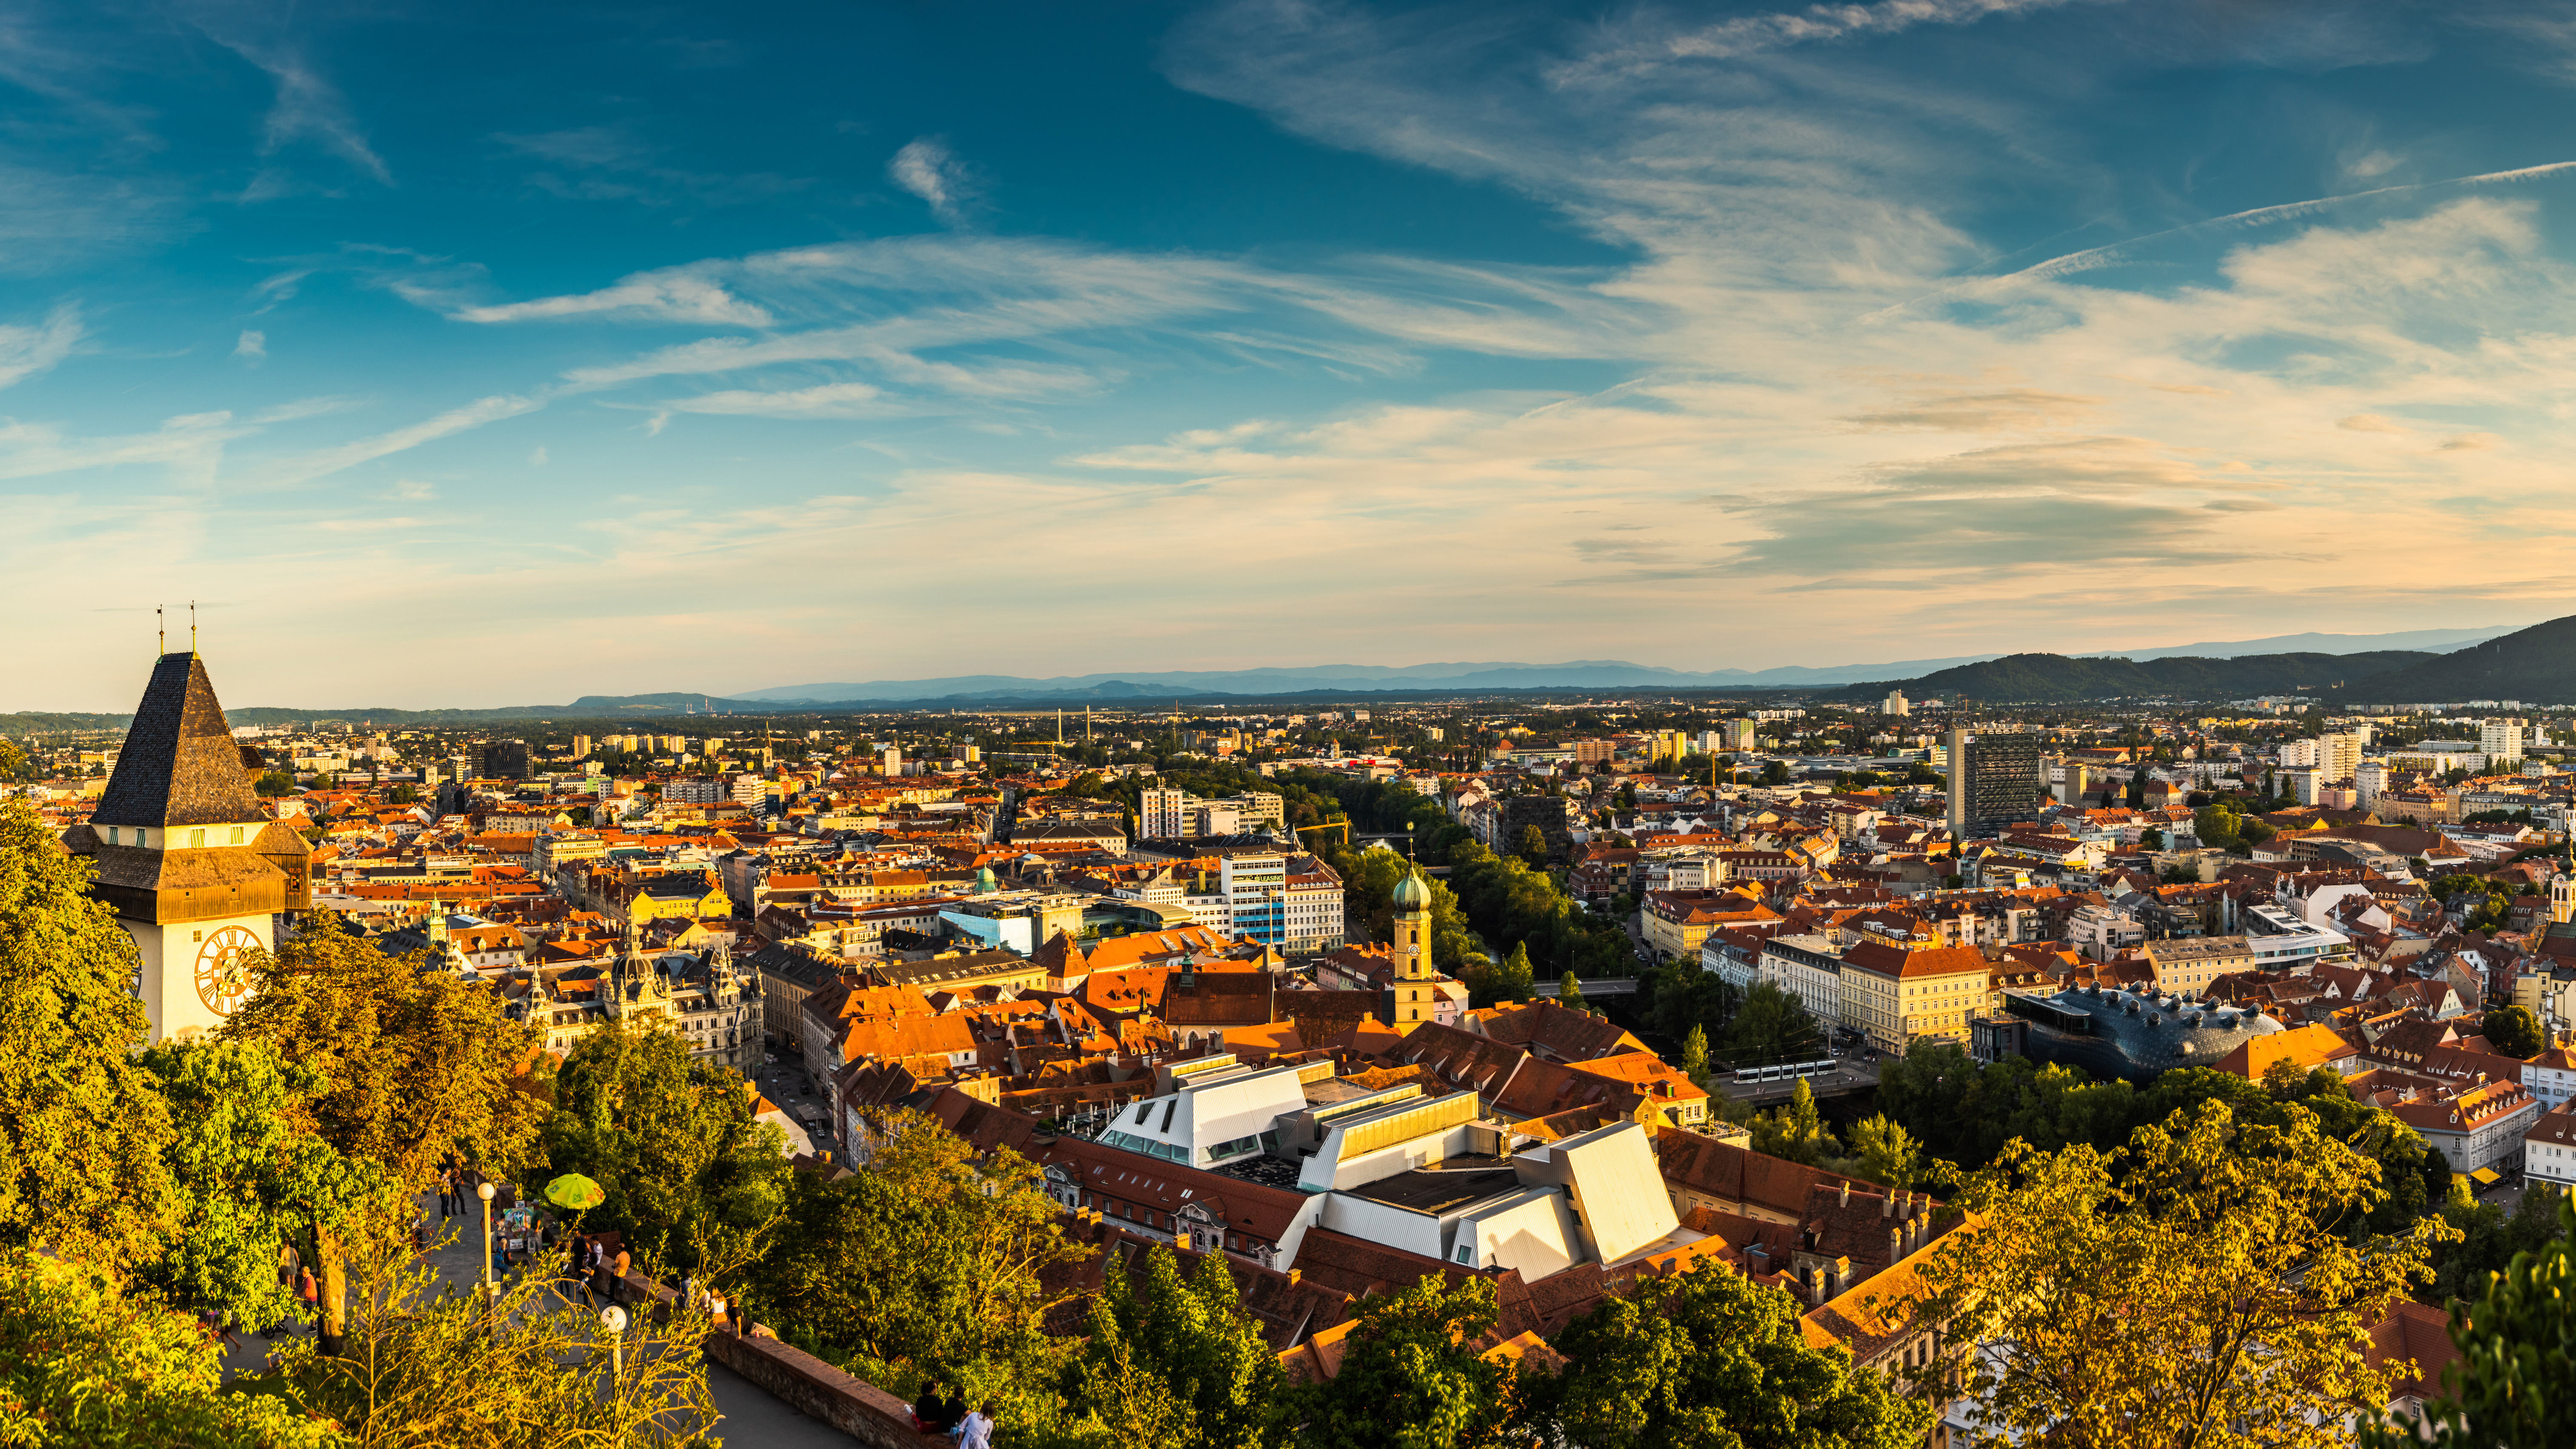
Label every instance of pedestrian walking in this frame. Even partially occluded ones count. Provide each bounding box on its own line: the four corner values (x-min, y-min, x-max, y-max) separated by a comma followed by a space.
297, 1265, 320, 1332
610, 1244, 632, 1304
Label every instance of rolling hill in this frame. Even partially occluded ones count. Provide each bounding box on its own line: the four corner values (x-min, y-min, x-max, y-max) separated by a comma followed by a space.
1850, 650, 2439, 705
2341, 614, 2576, 704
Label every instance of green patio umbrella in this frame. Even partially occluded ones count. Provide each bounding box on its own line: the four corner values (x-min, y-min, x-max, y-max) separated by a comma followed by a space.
543, 1173, 606, 1212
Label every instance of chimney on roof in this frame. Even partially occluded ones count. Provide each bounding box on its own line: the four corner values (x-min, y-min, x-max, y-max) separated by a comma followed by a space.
1882, 1193, 1896, 1220
1838, 1180, 1851, 1209
1891, 1227, 1903, 1262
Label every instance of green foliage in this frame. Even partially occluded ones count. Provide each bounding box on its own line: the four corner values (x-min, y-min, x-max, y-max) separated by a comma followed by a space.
1680, 1026, 1710, 1087
1463, 942, 1534, 1010
1060, 1247, 1284, 1449
1749, 1078, 1840, 1166
219, 911, 546, 1189
1725, 981, 1821, 1067
1923, 1100, 2443, 1449
0, 1248, 335, 1448
1281, 1273, 1517, 1449
1535, 1262, 1933, 1449
0, 738, 24, 783
2378, 1188, 2576, 1449
743, 1109, 1089, 1426
539, 1020, 791, 1282
2425, 1184, 2567, 1307
2483, 1005, 2545, 1059
1847, 1114, 1921, 1189
1558, 971, 1588, 1015
254, 770, 299, 797
1516, 824, 1550, 869
1283, 775, 1632, 985
137, 1038, 394, 1332
271, 1195, 721, 1448
0, 800, 176, 1270
1643, 957, 1739, 1053
1873, 1048, 2435, 1229
1334, 845, 1478, 976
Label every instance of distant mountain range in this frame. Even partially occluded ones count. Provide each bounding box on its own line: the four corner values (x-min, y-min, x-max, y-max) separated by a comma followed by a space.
733, 625, 2524, 704
9, 622, 2555, 730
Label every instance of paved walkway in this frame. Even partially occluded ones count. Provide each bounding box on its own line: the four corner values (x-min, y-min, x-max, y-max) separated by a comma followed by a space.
220, 1194, 856, 1448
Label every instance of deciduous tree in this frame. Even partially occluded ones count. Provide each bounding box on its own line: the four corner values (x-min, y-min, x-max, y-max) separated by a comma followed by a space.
2482, 1005, 2544, 1059
2371, 1188, 2576, 1449
1726, 982, 1820, 1067
0, 800, 175, 1270
1536, 1261, 1932, 1449
1283, 1274, 1517, 1449
273, 1193, 719, 1449
743, 1108, 1089, 1423
1062, 1246, 1284, 1449
137, 1036, 394, 1334
1917, 1099, 2443, 1449
217, 910, 545, 1351
0, 1247, 334, 1449
540, 1020, 790, 1284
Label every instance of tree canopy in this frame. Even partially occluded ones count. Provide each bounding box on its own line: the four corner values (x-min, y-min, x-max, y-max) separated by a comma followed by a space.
0, 800, 176, 1270
1918, 1098, 2442, 1449
0, 1247, 334, 1449
540, 1020, 790, 1282
1281, 1274, 1518, 1449
1061, 1245, 1284, 1449
1536, 1261, 1933, 1449
743, 1107, 1090, 1420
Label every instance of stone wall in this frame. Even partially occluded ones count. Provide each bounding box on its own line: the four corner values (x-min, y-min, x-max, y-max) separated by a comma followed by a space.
618, 1271, 935, 1449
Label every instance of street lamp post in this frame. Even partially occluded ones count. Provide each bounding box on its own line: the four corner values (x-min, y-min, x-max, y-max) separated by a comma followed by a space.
477, 1180, 497, 1305
600, 1304, 628, 1385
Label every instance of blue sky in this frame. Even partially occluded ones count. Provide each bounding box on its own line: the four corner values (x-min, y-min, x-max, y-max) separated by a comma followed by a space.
10, 0, 2576, 708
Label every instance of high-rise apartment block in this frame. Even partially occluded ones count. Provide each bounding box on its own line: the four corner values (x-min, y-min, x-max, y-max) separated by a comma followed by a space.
2484, 718, 2526, 764
1947, 729, 2046, 839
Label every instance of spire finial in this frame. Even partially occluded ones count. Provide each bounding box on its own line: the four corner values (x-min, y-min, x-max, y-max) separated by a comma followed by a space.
157, 606, 165, 656
189, 600, 197, 656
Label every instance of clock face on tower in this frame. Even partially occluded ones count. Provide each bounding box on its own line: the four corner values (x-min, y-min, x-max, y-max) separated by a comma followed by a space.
194, 926, 261, 1016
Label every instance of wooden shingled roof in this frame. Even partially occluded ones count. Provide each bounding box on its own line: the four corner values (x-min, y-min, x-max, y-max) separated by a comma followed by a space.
94, 653, 265, 829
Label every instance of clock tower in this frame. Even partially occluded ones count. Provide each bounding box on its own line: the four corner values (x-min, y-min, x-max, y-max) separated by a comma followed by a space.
66, 650, 312, 1041
1386, 864, 1435, 1025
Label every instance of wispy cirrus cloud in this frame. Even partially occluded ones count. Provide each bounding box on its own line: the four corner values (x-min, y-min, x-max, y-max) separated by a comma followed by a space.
0, 302, 80, 389
494, 125, 814, 208
187, 21, 389, 193
449, 267, 776, 327
1568, 0, 2111, 77
257, 393, 546, 488
888, 137, 977, 225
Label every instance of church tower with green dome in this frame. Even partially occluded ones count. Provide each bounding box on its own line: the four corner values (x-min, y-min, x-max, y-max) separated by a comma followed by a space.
1389, 864, 1435, 1023
2552, 841, 2576, 926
